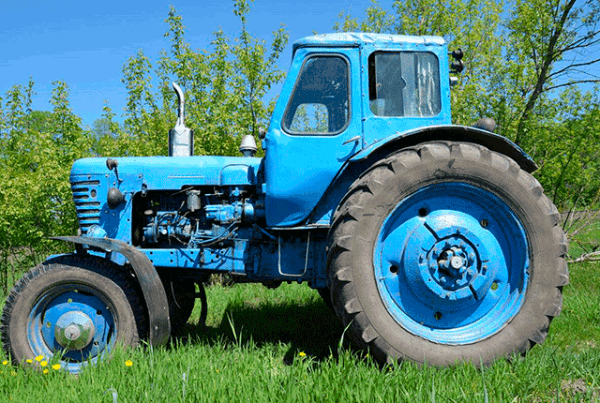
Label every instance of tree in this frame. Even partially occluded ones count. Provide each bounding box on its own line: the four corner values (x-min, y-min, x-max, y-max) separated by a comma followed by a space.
116, 0, 288, 157
0, 80, 92, 294
508, 0, 600, 145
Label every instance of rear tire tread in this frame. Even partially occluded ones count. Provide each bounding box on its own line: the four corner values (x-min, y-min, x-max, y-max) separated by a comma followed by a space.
327, 141, 567, 365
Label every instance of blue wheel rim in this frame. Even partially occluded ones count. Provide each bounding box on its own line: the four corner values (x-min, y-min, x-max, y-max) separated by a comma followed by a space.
374, 182, 529, 344
27, 283, 116, 373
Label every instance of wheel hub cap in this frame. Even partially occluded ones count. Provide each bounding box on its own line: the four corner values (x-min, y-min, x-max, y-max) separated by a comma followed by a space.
404, 222, 497, 311
55, 311, 96, 350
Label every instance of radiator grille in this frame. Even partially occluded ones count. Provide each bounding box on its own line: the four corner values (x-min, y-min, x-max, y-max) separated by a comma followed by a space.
71, 180, 101, 234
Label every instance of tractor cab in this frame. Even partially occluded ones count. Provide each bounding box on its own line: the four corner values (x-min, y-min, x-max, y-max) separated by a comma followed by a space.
264, 33, 453, 226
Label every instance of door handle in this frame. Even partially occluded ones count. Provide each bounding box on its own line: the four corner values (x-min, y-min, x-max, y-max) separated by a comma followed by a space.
342, 135, 361, 146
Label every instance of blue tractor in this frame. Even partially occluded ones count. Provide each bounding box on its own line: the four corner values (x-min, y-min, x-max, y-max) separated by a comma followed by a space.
1, 33, 567, 372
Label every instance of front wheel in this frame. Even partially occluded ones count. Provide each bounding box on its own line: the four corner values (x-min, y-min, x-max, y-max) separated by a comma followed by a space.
1, 255, 146, 374
327, 142, 568, 366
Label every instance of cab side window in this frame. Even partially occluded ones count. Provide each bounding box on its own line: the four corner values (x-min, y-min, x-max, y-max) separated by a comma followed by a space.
283, 56, 350, 135
369, 51, 441, 117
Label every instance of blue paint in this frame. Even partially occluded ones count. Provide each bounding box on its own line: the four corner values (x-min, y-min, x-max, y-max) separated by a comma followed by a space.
71, 156, 261, 190
373, 182, 529, 344
292, 33, 445, 50
264, 47, 363, 226
27, 284, 116, 373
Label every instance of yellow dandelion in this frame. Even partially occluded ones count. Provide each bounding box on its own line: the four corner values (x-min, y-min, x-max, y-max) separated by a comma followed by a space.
2, 360, 7, 365
125, 360, 133, 367
298, 352, 306, 358
35, 355, 44, 362
40, 361, 48, 367
43, 369, 49, 374
52, 364, 61, 371
26, 359, 32, 364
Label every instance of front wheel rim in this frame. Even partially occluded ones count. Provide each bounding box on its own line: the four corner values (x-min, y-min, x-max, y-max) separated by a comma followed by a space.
27, 283, 117, 373
374, 182, 529, 345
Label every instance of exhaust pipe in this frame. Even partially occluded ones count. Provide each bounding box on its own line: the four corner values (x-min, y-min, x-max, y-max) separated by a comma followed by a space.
169, 82, 194, 157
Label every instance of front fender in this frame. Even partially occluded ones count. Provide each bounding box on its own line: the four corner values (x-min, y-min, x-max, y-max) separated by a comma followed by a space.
52, 236, 171, 346
352, 125, 537, 173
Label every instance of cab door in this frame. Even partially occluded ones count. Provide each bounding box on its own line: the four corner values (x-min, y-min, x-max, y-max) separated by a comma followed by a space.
264, 46, 362, 227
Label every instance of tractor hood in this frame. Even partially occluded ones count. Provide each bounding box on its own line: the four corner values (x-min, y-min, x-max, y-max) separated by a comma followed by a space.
71, 156, 263, 190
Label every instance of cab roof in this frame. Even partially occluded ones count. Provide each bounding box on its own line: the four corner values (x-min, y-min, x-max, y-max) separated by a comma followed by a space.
292, 32, 446, 51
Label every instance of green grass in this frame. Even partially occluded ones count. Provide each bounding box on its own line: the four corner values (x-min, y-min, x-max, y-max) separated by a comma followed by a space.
1, 261, 600, 402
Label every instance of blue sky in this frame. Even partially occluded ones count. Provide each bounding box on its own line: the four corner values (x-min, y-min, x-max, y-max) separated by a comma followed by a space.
2, 1, 598, 129
0, 0, 369, 127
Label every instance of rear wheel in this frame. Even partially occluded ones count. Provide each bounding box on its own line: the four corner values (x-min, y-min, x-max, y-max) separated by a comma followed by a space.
327, 142, 568, 366
1, 255, 145, 374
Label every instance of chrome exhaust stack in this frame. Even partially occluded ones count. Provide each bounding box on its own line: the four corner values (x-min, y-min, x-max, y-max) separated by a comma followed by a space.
169, 82, 194, 157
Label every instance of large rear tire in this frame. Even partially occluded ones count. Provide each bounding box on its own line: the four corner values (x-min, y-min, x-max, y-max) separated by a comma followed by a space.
1, 255, 146, 374
327, 142, 568, 366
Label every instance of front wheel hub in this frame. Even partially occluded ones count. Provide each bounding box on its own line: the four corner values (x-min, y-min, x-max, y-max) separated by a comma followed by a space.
55, 311, 96, 350
32, 289, 114, 368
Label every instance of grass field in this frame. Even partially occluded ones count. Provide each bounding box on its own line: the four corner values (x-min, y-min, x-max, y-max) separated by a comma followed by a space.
1, 259, 599, 402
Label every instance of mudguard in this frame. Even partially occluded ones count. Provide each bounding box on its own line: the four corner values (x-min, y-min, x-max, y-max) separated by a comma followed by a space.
352, 125, 537, 173
307, 125, 537, 225
52, 236, 171, 346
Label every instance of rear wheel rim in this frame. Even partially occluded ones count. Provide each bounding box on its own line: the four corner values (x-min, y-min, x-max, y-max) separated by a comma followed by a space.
374, 182, 529, 344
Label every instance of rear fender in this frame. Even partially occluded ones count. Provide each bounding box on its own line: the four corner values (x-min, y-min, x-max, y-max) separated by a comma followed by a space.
52, 236, 170, 346
352, 125, 536, 172
307, 125, 536, 224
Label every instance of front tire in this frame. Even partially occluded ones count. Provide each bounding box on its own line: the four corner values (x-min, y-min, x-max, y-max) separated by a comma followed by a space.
1, 255, 146, 374
327, 142, 568, 366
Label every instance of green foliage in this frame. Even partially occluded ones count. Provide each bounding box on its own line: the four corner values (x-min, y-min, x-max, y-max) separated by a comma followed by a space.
0, 80, 93, 294
530, 90, 600, 209
100, 0, 288, 158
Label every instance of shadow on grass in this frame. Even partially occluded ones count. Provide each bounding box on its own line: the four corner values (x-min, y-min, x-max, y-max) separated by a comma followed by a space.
174, 296, 347, 364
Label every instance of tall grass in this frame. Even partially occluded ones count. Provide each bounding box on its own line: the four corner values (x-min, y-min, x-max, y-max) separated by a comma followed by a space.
1, 260, 599, 402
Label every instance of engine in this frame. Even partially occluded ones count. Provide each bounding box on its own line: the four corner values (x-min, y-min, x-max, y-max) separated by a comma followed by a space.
132, 186, 262, 249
